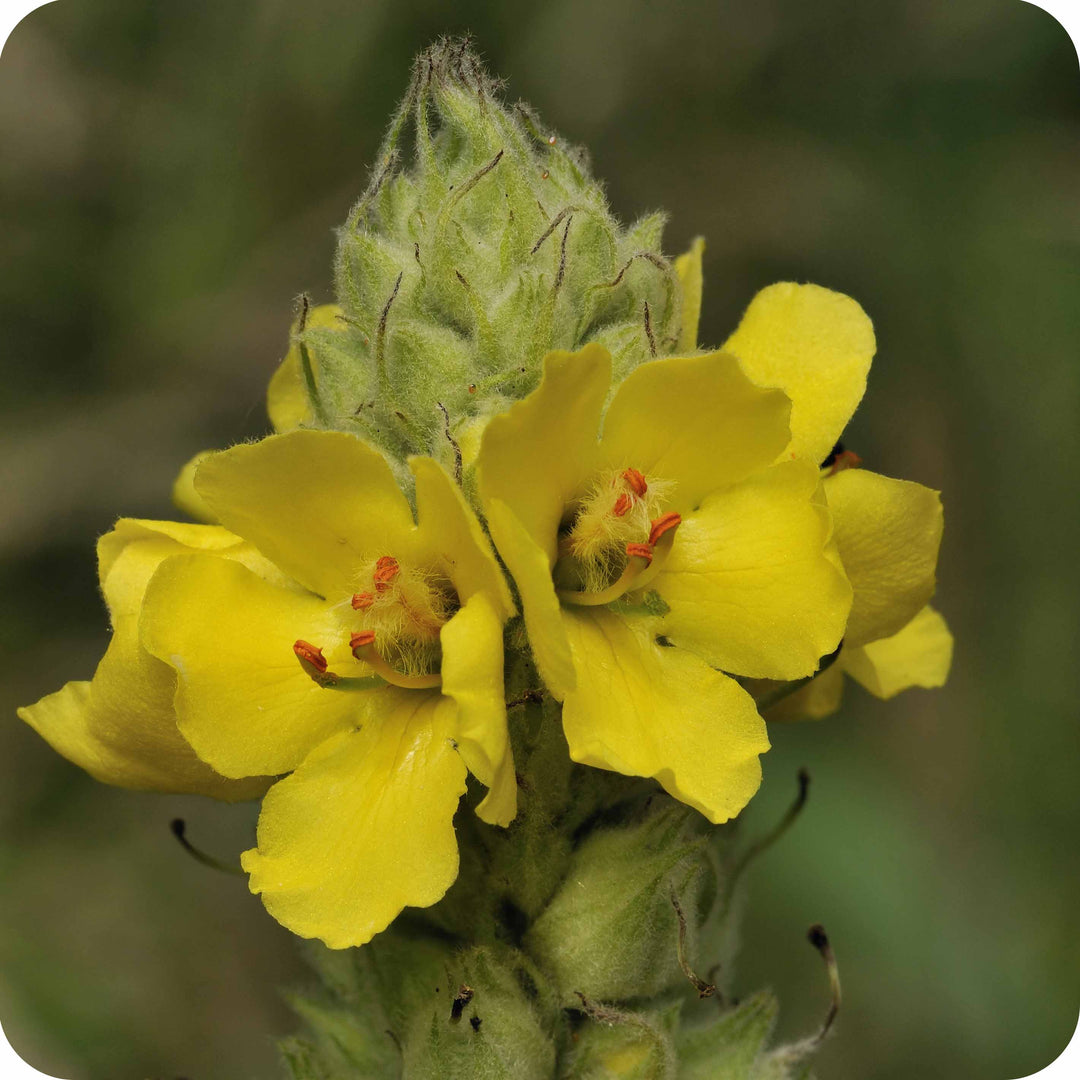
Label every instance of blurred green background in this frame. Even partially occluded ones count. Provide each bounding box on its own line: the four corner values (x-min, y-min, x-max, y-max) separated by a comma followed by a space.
1, 0, 1077, 1076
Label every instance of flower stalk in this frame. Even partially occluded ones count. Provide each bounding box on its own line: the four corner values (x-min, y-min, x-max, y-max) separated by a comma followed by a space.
16, 37, 950, 1080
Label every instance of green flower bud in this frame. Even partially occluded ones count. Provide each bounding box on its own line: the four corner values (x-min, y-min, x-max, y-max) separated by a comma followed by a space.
563, 1003, 678, 1080
400, 946, 556, 1080
525, 802, 716, 1005
279, 933, 454, 1078
299, 38, 685, 465
676, 991, 779, 1080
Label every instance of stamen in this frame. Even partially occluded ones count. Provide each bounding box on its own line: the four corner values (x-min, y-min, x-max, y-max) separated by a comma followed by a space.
293, 640, 328, 673
373, 555, 400, 593
293, 640, 339, 687
612, 492, 633, 517
352, 592, 375, 610
625, 542, 654, 564
622, 467, 648, 497
350, 632, 442, 690
649, 512, 682, 546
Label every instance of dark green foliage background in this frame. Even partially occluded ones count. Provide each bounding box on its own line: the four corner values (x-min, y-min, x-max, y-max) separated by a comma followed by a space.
1, 1, 1076, 1076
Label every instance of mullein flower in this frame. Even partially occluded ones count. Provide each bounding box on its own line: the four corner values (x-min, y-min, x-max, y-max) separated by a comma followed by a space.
475, 343, 852, 824
676, 241, 952, 715
21, 428, 517, 948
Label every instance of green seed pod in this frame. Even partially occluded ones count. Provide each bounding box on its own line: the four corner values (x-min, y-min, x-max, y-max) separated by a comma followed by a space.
296, 38, 685, 466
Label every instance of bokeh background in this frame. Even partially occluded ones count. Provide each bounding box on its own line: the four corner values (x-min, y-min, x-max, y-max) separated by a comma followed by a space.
1, 0, 1077, 1076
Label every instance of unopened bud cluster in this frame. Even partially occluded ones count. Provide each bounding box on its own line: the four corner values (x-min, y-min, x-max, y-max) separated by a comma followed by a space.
296, 39, 684, 472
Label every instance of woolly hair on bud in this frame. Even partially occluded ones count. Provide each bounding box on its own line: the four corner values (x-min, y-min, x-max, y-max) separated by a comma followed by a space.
293, 38, 686, 467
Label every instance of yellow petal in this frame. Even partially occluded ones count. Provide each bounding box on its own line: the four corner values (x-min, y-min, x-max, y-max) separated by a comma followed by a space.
599, 351, 791, 510
674, 236, 705, 353
171, 451, 218, 523
478, 344, 610, 564
241, 692, 466, 949
411, 456, 514, 619
266, 303, 343, 432
195, 429, 417, 600
655, 460, 852, 680
97, 517, 245, 585
842, 606, 953, 699
19, 520, 270, 800
141, 554, 361, 778
560, 609, 769, 824
723, 282, 876, 466
18, 679, 266, 800
485, 499, 576, 698
826, 468, 943, 648
439, 592, 516, 826
765, 662, 846, 723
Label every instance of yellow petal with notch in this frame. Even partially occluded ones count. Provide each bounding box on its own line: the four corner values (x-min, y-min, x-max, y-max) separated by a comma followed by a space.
655, 460, 852, 680
560, 608, 769, 824
242, 692, 465, 949
723, 282, 875, 466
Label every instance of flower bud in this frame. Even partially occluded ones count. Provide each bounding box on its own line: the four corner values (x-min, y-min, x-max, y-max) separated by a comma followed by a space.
299, 39, 686, 465
526, 802, 715, 1005
399, 946, 555, 1080
564, 1003, 676, 1080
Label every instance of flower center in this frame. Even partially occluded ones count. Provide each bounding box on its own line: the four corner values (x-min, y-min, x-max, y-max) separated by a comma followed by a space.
293, 553, 457, 691
555, 466, 681, 606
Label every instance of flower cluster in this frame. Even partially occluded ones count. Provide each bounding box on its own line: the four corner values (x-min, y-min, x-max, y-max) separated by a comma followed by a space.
19, 47, 949, 955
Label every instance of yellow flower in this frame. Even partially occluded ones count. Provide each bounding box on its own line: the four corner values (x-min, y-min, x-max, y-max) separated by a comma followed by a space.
22, 429, 517, 948
677, 241, 952, 715
475, 344, 852, 824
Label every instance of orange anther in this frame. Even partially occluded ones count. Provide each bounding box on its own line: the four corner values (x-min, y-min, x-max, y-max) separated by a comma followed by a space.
648, 512, 682, 546
612, 492, 633, 517
828, 449, 863, 475
293, 640, 328, 673
622, 467, 648, 497
626, 542, 654, 564
352, 592, 375, 610
373, 555, 400, 593
350, 630, 377, 651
